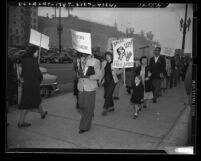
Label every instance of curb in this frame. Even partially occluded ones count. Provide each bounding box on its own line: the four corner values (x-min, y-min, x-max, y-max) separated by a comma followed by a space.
156, 103, 191, 151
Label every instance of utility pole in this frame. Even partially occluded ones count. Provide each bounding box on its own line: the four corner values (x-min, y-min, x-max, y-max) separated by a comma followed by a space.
180, 4, 191, 53
57, 7, 63, 55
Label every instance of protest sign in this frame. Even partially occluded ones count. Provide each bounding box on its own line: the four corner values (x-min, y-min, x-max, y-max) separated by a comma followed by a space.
71, 29, 91, 55
29, 29, 41, 47
161, 47, 174, 57
41, 34, 50, 50
29, 28, 49, 50
112, 38, 134, 68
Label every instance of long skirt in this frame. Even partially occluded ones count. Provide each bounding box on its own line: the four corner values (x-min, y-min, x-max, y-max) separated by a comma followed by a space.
78, 90, 96, 131
103, 81, 116, 109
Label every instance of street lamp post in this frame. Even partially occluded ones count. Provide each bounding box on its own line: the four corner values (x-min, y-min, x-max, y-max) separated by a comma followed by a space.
180, 4, 191, 52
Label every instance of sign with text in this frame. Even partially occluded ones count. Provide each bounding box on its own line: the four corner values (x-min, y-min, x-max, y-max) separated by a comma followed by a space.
71, 29, 91, 55
29, 29, 49, 50
112, 38, 134, 68
161, 47, 174, 57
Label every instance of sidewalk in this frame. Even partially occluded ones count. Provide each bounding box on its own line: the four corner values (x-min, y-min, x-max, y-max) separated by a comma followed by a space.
6, 82, 191, 152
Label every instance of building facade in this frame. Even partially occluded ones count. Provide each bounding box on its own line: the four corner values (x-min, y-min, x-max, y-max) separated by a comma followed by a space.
8, 6, 38, 47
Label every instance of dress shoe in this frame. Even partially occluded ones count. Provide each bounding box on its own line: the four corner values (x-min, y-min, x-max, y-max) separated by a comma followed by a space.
102, 111, 107, 116
143, 105, 147, 108
133, 115, 138, 119
18, 122, 31, 128
79, 129, 86, 134
113, 97, 119, 100
41, 111, 48, 119
108, 108, 115, 112
153, 98, 157, 103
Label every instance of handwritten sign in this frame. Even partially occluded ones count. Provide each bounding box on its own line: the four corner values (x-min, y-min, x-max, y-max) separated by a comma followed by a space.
71, 29, 91, 55
161, 47, 174, 57
29, 29, 49, 50
112, 38, 134, 68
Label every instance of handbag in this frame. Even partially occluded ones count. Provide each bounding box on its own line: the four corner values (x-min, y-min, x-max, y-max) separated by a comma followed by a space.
86, 66, 95, 76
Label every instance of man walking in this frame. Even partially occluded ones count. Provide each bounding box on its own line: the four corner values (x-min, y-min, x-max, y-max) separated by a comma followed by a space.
149, 47, 166, 103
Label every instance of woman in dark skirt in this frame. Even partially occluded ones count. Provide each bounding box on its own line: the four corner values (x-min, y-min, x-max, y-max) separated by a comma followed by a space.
135, 56, 153, 108
18, 45, 47, 128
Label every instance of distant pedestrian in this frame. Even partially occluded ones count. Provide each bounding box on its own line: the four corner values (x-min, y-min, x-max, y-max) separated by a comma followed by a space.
135, 56, 153, 108
149, 47, 166, 103
170, 56, 176, 88
165, 56, 172, 89
130, 75, 144, 119
77, 52, 101, 134
18, 45, 47, 128
100, 52, 123, 116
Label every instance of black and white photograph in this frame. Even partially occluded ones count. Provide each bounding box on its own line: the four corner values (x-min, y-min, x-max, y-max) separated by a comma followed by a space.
5, 2, 196, 154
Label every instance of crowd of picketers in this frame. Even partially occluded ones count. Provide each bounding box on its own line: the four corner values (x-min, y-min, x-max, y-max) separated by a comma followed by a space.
72, 47, 192, 133
6, 45, 192, 134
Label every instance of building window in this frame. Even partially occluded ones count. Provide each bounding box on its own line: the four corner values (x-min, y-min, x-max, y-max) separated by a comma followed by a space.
16, 29, 18, 34
21, 15, 24, 20
34, 18, 36, 23
13, 21, 16, 25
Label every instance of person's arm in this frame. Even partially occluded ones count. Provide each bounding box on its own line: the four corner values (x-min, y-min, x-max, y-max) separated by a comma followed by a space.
33, 59, 43, 82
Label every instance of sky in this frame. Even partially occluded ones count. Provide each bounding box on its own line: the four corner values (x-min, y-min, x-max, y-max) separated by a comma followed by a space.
38, 3, 193, 53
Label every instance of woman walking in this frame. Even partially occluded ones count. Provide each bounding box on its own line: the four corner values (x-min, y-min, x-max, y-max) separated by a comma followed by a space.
18, 45, 47, 128
135, 56, 153, 108
101, 52, 123, 116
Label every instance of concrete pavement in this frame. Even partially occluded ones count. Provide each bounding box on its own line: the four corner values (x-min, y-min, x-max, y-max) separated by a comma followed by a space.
6, 82, 192, 153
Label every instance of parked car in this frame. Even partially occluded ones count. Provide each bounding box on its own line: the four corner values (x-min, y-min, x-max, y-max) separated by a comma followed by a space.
39, 67, 60, 98
8, 47, 60, 99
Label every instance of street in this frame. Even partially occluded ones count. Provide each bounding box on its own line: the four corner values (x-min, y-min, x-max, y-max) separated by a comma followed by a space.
6, 81, 191, 153
40, 63, 74, 84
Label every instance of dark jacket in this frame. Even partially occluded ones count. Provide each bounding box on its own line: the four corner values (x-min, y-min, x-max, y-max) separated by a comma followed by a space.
135, 66, 153, 92
149, 55, 166, 79
20, 57, 43, 109
130, 82, 144, 104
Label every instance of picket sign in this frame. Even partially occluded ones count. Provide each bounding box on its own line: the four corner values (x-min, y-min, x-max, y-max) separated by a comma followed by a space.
71, 29, 92, 55
161, 47, 175, 57
112, 38, 134, 87
29, 28, 49, 64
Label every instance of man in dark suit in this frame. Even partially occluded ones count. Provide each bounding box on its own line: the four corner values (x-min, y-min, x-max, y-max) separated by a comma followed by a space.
149, 47, 166, 103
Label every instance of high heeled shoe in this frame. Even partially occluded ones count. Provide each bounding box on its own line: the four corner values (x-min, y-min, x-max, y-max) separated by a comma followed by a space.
18, 122, 31, 128
41, 111, 48, 119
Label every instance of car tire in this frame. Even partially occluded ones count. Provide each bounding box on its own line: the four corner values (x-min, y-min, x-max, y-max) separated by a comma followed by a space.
40, 87, 51, 98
